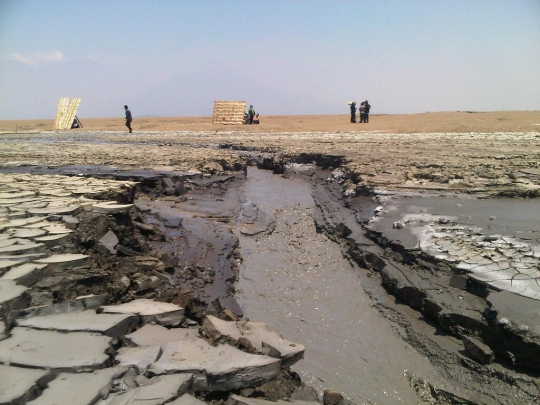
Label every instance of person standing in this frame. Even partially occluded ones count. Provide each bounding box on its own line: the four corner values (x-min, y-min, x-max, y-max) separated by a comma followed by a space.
348, 101, 357, 123
364, 100, 371, 123
124, 105, 132, 133
359, 101, 366, 123
248, 105, 255, 125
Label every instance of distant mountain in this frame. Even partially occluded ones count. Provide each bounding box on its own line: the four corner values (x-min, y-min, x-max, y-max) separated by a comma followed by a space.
131, 61, 335, 117
0, 58, 339, 120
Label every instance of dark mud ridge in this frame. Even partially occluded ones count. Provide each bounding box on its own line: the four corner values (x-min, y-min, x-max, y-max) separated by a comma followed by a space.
1, 160, 540, 405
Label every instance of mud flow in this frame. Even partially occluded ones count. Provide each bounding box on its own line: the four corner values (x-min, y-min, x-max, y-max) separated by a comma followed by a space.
2, 160, 540, 405
234, 168, 440, 403
135, 166, 540, 404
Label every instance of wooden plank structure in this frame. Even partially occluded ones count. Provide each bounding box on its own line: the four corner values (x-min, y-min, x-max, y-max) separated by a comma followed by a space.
212, 101, 246, 125
54, 97, 81, 130
54, 98, 69, 130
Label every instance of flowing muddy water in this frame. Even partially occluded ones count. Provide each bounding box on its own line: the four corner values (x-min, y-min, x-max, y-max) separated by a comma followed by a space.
234, 168, 444, 404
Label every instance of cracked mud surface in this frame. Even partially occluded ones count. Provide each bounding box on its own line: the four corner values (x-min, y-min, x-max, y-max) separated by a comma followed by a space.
1, 116, 540, 404
2, 122, 540, 198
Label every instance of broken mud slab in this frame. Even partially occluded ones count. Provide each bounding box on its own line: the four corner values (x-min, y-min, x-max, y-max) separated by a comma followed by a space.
202, 315, 306, 368
0, 327, 114, 371
0, 168, 312, 405
0, 310, 307, 404
0, 364, 55, 405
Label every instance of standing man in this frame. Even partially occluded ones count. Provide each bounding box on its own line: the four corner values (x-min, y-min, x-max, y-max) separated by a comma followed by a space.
124, 105, 132, 133
248, 105, 255, 125
364, 100, 371, 123
348, 101, 356, 123
359, 101, 366, 123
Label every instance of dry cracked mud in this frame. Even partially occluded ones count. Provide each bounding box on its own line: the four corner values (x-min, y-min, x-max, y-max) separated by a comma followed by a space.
1, 123, 540, 405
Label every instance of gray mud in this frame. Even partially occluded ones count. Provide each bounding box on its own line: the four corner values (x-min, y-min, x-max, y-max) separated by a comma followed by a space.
135, 173, 246, 316
234, 168, 446, 404
134, 166, 540, 404
370, 194, 540, 249
234, 169, 540, 404
3, 161, 540, 404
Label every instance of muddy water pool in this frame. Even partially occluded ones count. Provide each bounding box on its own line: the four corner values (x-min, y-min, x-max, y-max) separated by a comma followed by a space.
371, 194, 540, 249
234, 168, 444, 404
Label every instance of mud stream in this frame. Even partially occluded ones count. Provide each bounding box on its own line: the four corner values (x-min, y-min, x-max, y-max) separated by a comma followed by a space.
133, 165, 540, 405
234, 168, 441, 404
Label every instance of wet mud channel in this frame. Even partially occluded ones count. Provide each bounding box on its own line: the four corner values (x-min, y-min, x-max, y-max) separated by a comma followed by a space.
234, 168, 440, 404
133, 165, 540, 404
2, 131, 540, 404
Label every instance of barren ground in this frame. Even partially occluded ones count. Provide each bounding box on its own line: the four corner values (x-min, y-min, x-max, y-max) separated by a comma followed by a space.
2, 110, 540, 134
2, 111, 540, 404
2, 111, 540, 198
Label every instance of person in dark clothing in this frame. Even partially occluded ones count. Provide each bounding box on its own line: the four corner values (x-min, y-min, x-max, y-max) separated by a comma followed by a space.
124, 105, 132, 133
248, 105, 255, 125
348, 101, 357, 123
364, 100, 371, 123
359, 101, 366, 123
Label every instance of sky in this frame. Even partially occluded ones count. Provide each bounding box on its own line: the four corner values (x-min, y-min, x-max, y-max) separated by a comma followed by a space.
0, 0, 539, 119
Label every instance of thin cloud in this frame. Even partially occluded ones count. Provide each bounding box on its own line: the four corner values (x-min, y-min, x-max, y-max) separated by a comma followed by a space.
7, 50, 65, 65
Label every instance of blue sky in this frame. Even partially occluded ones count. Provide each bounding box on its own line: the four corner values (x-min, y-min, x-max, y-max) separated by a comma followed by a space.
1, 0, 539, 119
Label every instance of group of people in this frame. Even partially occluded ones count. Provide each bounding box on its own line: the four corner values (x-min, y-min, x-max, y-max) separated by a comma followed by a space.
124, 102, 376, 131
348, 100, 371, 123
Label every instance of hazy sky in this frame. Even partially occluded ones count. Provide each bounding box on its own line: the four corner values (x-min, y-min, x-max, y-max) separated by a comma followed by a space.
1, 0, 539, 119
